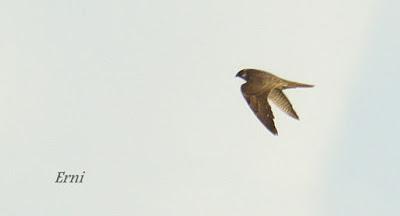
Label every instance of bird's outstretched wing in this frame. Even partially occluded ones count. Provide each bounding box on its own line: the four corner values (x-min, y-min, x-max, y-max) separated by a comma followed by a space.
241, 86, 278, 135
268, 89, 299, 119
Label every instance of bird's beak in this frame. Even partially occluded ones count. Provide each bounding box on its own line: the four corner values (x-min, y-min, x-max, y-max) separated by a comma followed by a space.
235, 72, 240, 77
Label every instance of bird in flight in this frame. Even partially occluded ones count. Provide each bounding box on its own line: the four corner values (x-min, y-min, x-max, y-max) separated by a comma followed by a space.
236, 69, 313, 135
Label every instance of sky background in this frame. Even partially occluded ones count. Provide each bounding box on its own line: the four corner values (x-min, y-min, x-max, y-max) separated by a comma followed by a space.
0, 0, 399, 215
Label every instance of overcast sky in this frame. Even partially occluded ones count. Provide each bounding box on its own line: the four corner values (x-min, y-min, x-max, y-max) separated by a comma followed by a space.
1, 0, 399, 215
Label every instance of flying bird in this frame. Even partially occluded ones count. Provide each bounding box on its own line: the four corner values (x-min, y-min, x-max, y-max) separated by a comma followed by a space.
236, 69, 313, 135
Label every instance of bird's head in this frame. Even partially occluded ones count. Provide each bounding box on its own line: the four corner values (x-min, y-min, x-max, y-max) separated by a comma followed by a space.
235, 69, 249, 80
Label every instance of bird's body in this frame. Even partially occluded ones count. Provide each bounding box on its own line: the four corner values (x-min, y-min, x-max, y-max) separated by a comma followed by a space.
236, 69, 313, 135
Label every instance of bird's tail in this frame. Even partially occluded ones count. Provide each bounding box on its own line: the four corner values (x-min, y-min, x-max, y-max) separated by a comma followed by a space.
284, 81, 314, 89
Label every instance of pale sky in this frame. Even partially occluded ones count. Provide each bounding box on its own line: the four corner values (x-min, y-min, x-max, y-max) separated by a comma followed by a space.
0, 0, 399, 215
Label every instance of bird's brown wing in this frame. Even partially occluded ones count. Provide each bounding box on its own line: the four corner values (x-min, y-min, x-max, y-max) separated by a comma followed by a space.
241, 86, 278, 135
268, 89, 299, 119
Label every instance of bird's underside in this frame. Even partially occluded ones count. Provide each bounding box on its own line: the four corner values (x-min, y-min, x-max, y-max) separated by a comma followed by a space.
236, 69, 313, 135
